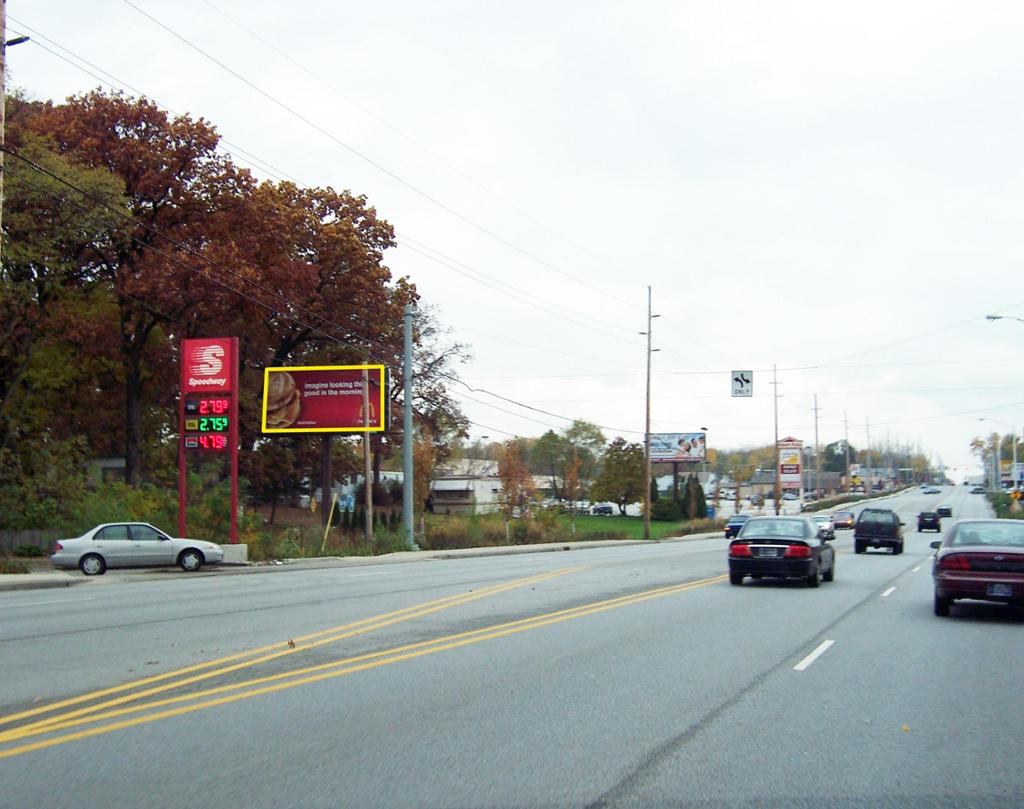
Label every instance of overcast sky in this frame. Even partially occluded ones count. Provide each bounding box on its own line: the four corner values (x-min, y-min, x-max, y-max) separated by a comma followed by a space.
12, 1, 1024, 476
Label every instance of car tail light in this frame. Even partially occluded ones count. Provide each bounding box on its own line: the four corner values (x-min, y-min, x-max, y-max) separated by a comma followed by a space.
784, 544, 812, 558
730, 542, 752, 557
939, 554, 971, 571
53, 542, 63, 552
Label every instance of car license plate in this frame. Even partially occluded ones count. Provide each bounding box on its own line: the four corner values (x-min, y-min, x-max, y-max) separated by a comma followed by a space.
987, 583, 1013, 597
756, 547, 780, 558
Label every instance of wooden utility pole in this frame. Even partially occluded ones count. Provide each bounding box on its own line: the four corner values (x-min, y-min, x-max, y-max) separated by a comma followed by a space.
843, 410, 851, 492
641, 286, 659, 539
772, 363, 781, 515
0, 4, 29, 263
813, 394, 821, 496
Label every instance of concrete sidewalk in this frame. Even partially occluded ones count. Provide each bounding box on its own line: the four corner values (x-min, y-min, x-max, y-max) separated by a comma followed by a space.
0, 531, 724, 593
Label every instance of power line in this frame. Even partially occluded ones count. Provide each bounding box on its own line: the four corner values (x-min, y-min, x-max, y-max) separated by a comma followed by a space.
120, 0, 641, 311
198, 0, 642, 302
12, 148, 644, 439
397, 236, 642, 342
14, 19, 648, 352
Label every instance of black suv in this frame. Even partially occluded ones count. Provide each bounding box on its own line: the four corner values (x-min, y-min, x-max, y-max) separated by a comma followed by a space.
854, 508, 904, 554
917, 511, 941, 532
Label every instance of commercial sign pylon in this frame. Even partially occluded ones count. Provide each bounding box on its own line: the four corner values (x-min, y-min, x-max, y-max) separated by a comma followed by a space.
178, 337, 239, 542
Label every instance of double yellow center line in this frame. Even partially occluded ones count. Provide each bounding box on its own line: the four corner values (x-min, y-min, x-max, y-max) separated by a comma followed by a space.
0, 568, 724, 759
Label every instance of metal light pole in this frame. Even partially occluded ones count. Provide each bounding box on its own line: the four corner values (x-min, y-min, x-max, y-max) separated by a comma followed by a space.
402, 304, 416, 549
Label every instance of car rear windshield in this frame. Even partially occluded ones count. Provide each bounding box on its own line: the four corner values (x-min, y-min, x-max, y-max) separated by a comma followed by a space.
740, 519, 808, 539
857, 510, 895, 525
952, 523, 1024, 548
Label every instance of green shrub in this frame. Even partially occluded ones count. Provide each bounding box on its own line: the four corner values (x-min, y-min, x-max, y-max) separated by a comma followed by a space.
651, 498, 682, 521
14, 544, 49, 557
0, 557, 30, 574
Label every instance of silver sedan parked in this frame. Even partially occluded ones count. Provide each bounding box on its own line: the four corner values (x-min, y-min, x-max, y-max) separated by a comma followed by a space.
51, 523, 224, 575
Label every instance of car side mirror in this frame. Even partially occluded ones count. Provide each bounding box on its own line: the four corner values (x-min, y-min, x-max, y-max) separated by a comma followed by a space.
929, 541, 941, 550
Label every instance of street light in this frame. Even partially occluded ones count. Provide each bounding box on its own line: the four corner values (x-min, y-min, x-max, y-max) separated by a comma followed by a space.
986, 314, 1024, 324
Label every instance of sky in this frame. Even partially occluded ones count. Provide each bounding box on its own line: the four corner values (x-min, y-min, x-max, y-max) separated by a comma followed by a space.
10, 0, 1024, 477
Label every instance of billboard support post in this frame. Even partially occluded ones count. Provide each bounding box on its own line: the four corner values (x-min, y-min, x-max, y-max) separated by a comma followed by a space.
362, 366, 373, 544
321, 435, 332, 530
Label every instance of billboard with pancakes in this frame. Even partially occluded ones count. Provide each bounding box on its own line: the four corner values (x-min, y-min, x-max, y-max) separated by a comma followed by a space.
261, 365, 388, 433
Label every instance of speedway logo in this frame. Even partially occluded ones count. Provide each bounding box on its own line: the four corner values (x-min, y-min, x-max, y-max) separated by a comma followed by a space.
182, 339, 234, 392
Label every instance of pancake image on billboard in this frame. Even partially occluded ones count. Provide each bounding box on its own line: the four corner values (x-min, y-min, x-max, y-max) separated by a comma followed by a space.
261, 365, 387, 433
264, 371, 301, 428
650, 432, 706, 462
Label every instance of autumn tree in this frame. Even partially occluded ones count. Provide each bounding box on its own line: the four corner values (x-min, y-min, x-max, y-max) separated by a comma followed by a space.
26, 91, 255, 484
529, 420, 605, 499
591, 437, 644, 515
498, 440, 533, 520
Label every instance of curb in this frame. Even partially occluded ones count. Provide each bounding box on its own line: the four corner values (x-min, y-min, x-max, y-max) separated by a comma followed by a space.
0, 575, 83, 592
0, 531, 724, 591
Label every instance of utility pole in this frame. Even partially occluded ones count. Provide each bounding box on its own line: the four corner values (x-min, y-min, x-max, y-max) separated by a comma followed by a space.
866, 417, 872, 494
0, 3, 29, 264
843, 410, 851, 492
772, 363, 781, 515
812, 394, 821, 497
641, 286, 659, 540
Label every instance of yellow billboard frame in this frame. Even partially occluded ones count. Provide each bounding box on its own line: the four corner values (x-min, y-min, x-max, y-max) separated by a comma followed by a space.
261, 364, 387, 433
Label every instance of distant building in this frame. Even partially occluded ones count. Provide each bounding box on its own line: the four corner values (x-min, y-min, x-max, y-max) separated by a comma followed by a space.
430, 459, 501, 515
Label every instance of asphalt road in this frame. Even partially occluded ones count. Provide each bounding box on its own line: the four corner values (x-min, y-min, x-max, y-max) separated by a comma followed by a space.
1, 486, 1019, 809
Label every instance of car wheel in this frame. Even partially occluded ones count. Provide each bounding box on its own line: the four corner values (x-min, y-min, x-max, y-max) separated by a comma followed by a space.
855, 542, 864, 554
79, 553, 106, 576
822, 559, 835, 582
934, 594, 951, 617
729, 572, 744, 586
178, 549, 204, 572
894, 543, 903, 555
807, 565, 822, 588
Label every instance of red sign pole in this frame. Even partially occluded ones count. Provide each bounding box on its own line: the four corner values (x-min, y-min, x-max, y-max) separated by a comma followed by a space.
178, 374, 187, 537
229, 337, 239, 544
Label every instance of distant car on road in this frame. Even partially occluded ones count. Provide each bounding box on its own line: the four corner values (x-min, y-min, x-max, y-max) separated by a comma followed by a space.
51, 523, 224, 576
724, 514, 751, 538
728, 516, 835, 587
931, 519, 1024, 616
936, 505, 953, 518
917, 512, 942, 532
591, 504, 614, 516
812, 514, 835, 540
832, 510, 855, 530
854, 508, 905, 554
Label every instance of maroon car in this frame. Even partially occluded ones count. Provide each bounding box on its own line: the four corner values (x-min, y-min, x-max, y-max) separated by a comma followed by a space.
931, 520, 1024, 616
832, 510, 855, 530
